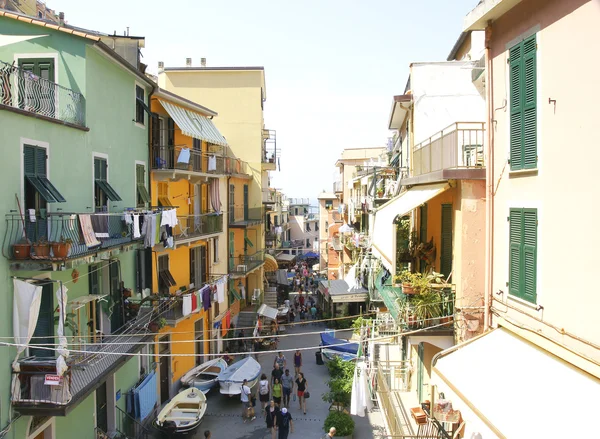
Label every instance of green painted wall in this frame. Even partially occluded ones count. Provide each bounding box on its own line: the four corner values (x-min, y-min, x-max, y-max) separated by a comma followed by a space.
115, 355, 141, 413
0, 16, 151, 435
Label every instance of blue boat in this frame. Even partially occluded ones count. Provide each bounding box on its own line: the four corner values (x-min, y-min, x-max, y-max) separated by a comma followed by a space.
217, 356, 261, 395
320, 332, 359, 355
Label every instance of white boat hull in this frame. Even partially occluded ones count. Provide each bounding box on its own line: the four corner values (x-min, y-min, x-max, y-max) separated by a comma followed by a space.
180, 358, 228, 394
155, 388, 207, 434
217, 356, 261, 395
219, 375, 259, 395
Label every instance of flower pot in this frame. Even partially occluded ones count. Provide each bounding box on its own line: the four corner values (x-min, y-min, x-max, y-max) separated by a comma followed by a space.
440, 316, 453, 327
51, 242, 71, 259
32, 243, 50, 258
12, 243, 31, 260
402, 283, 417, 295
148, 322, 159, 333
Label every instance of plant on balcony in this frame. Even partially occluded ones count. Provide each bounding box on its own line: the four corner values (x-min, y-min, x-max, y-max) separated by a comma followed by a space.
54, 309, 78, 336
51, 236, 72, 259
411, 289, 443, 328
32, 238, 50, 258
396, 218, 416, 264
323, 410, 355, 438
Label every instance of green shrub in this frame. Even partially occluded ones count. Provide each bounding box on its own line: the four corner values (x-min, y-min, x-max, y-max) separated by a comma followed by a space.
323, 356, 355, 407
323, 411, 355, 436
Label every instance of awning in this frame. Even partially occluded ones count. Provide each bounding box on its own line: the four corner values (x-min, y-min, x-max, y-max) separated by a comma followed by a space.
372, 182, 450, 273
159, 100, 228, 147
276, 253, 296, 263
432, 328, 600, 439
68, 294, 108, 311
257, 304, 278, 320
319, 280, 368, 303
0, 34, 47, 48
264, 254, 278, 272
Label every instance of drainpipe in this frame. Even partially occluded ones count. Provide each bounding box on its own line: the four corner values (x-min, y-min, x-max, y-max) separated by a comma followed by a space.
484, 22, 494, 331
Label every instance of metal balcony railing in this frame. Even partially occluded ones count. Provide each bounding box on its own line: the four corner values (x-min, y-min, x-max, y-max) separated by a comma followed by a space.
116, 405, 153, 439
333, 181, 343, 193
262, 190, 276, 204
400, 286, 455, 331
412, 122, 485, 176
0, 60, 86, 127
3, 212, 140, 262
288, 198, 310, 205
229, 250, 265, 275
175, 213, 223, 239
281, 239, 303, 248
262, 129, 277, 165
228, 207, 264, 226
151, 144, 248, 176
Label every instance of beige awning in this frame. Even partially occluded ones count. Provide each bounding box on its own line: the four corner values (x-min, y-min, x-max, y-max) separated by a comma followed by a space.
371, 182, 450, 273
160, 100, 228, 147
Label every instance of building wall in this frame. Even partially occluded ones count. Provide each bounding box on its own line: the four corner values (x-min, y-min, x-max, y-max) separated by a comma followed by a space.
489, 0, 600, 371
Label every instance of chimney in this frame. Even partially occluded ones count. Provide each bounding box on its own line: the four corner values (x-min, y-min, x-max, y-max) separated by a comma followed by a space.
186, 58, 192, 67
58, 12, 64, 26
200, 58, 207, 67
158, 61, 164, 71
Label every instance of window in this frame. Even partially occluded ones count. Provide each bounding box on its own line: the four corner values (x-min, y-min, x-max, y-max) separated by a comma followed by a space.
195, 319, 204, 365
29, 284, 54, 358
158, 254, 176, 294
135, 85, 145, 125
213, 237, 219, 263
136, 248, 152, 293
306, 223, 311, 232
157, 182, 173, 207
315, 223, 319, 232
509, 208, 537, 303
136, 164, 150, 207
274, 215, 279, 226
94, 157, 122, 212
440, 204, 452, 278
23, 144, 66, 212
325, 200, 333, 210
306, 238, 311, 248
228, 184, 235, 223
18, 58, 55, 117
190, 246, 206, 288
509, 34, 537, 170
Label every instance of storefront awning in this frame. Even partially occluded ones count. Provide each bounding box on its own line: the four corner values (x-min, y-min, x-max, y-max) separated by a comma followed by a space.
372, 182, 450, 273
319, 280, 368, 303
159, 100, 228, 147
276, 253, 296, 263
264, 254, 278, 272
432, 328, 600, 439
257, 304, 278, 320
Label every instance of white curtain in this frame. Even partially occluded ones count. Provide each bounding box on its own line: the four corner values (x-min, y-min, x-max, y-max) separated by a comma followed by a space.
56, 284, 69, 376
350, 361, 373, 417
210, 178, 221, 213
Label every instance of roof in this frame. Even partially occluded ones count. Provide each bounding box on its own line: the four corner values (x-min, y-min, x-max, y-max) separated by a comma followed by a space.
388, 94, 412, 130
317, 192, 337, 200
447, 31, 470, 61
318, 279, 367, 295
153, 87, 218, 117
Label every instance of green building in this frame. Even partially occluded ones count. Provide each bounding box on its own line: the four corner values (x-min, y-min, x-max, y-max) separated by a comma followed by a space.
0, 12, 158, 439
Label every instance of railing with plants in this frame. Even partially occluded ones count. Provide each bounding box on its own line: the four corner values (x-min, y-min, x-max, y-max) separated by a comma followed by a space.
0, 59, 86, 127
4, 212, 141, 262
175, 213, 223, 239
228, 206, 264, 224
229, 250, 265, 275
151, 144, 248, 176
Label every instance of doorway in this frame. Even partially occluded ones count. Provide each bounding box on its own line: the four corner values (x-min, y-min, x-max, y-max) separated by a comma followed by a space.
109, 261, 123, 331
195, 319, 204, 366
96, 381, 108, 434
30, 283, 54, 358
159, 335, 170, 404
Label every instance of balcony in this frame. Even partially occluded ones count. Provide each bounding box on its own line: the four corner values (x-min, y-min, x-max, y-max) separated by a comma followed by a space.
262, 190, 276, 204
406, 122, 486, 185
333, 181, 343, 193
228, 206, 264, 228
3, 212, 141, 269
151, 144, 250, 182
262, 129, 277, 171
281, 239, 304, 249
229, 250, 265, 277
0, 60, 86, 129
288, 198, 309, 206
175, 213, 223, 245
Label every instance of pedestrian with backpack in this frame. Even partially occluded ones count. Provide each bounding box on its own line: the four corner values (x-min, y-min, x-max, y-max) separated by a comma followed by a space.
258, 373, 270, 414
277, 407, 294, 439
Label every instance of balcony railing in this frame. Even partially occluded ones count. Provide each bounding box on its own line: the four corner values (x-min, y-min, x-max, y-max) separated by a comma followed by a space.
262, 129, 277, 166
229, 250, 265, 275
262, 190, 276, 204
333, 181, 343, 193
281, 239, 303, 248
151, 144, 248, 176
228, 207, 264, 226
0, 60, 86, 127
175, 213, 223, 240
288, 198, 309, 205
400, 286, 455, 331
412, 122, 485, 176
3, 212, 140, 262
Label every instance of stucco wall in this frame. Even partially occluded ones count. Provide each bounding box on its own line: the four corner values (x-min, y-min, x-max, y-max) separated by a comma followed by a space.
489, 0, 600, 367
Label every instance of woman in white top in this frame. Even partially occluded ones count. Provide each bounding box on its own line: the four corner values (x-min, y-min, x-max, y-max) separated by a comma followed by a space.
258, 373, 270, 414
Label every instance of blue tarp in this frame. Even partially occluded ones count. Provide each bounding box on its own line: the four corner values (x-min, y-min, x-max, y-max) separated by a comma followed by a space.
320, 331, 359, 354
133, 371, 157, 420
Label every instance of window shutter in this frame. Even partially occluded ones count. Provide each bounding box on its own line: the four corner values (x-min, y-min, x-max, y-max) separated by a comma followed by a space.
24, 145, 36, 176
522, 209, 537, 302
419, 204, 428, 244
151, 114, 160, 146
199, 245, 206, 285
508, 209, 522, 298
190, 247, 197, 287
35, 146, 47, 177
509, 42, 523, 170
522, 35, 537, 169
30, 285, 54, 358
440, 204, 453, 278
167, 118, 175, 146
136, 164, 144, 185
89, 265, 100, 295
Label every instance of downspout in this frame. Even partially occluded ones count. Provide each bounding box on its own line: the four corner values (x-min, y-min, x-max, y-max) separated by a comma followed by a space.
484, 22, 494, 331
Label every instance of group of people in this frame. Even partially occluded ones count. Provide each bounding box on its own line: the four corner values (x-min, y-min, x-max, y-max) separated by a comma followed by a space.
241, 350, 307, 439
290, 262, 318, 293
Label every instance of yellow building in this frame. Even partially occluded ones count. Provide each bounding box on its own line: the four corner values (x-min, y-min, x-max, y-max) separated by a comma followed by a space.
148, 88, 241, 403
158, 64, 276, 319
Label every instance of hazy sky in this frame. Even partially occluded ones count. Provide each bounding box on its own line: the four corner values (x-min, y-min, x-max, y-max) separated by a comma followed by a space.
48, 0, 476, 198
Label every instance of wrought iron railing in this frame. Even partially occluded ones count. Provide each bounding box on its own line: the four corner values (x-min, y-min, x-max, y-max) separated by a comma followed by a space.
400, 286, 455, 331
262, 129, 277, 165
229, 206, 264, 225
3, 212, 141, 261
288, 198, 309, 205
116, 405, 153, 439
151, 144, 248, 176
229, 250, 265, 275
281, 239, 303, 248
175, 213, 223, 239
0, 60, 86, 127
412, 122, 485, 176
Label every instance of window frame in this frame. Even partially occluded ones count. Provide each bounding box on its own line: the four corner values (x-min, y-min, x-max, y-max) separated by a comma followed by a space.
508, 207, 538, 304
135, 161, 150, 207
158, 254, 177, 294
135, 84, 145, 126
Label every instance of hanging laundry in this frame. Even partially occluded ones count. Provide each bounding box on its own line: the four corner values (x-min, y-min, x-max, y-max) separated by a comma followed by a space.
91, 214, 109, 238
177, 147, 191, 164
27, 209, 36, 223
222, 311, 230, 337
123, 214, 133, 225
201, 285, 211, 311
79, 215, 101, 247
208, 155, 217, 171
182, 294, 192, 316
154, 213, 161, 244
216, 280, 226, 304
133, 214, 141, 239
191, 291, 198, 311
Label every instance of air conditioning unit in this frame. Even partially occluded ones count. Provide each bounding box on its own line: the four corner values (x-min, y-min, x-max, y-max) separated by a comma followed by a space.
237, 265, 248, 272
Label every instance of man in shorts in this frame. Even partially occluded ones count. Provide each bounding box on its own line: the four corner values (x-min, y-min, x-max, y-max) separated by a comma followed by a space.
241, 379, 256, 422
281, 369, 294, 408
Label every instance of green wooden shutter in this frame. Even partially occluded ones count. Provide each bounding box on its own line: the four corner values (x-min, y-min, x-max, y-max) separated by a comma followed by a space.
509, 42, 523, 170
30, 284, 54, 358
419, 204, 428, 244
89, 265, 100, 295
151, 114, 160, 147
167, 118, 175, 146
522, 35, 537, 169
136, 164, 150, 204
190, 247, 197, 287
440, 204, 453, 278
199, 245, 206, 285
229, 231, 235, 271
24, 145, 36, 176
522, 209, 537, 303
508, 209, 522, 298
243, 184, 249, 220
35, 147, 47, 177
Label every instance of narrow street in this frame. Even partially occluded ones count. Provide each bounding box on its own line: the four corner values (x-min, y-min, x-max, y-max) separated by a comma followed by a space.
188, 323, 384, 438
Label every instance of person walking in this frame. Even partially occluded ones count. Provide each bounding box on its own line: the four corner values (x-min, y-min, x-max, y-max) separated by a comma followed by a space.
295, 372, 308, 415
281, 369, 294, 408
272, 377, 282, 406
271, 362, 283, 385
241, 379, 256, 423
265, 400, 279, 439
323, 427, 336, 438
310, 304, 317, 324
258, 373, 270, 414
277, 407, 294, 439
274, 351, 287, 369
293, 350, 302, 376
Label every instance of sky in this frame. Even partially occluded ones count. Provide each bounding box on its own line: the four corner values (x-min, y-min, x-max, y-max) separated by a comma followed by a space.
47, 0, 477, 199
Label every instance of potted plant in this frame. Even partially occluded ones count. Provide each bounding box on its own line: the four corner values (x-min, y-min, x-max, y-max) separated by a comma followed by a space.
12, 238, 31, 260
51, 237, 72, 259
32, 238, 50, 258
412, 290, 442, 328
323, 411, 355, 439
376, 187, 384, 198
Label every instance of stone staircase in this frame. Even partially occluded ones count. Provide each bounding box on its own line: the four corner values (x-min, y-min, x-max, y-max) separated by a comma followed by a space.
264, 290, 278, 308
236, 311, 256, 331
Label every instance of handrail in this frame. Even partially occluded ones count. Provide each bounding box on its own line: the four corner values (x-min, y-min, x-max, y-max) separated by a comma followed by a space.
151, 143, 248, 175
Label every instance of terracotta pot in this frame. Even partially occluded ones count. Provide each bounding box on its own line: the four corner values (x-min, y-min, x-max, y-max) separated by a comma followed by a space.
402, 283, 417, 295
148, 322, 159, 333
32, 243, 50, 258
407, 313, 418, 329
51, 242, 71, 259
440, 316, 453, 327
12, 243, 31, 260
